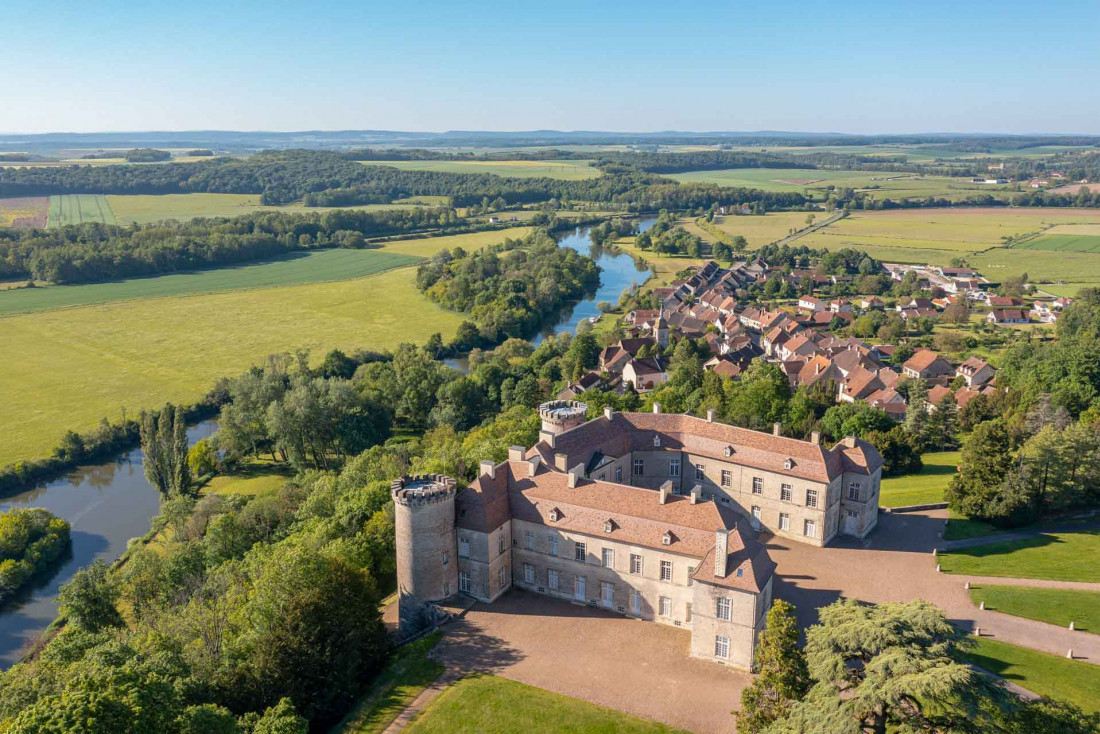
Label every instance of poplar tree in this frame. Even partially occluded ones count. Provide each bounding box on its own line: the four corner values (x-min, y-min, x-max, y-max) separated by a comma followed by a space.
736, 599, 810, 733
140, 403, 192, 497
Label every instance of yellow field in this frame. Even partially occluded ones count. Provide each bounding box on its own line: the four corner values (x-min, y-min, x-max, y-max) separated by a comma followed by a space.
1046, 224, 1100, 236
0, 228, 525, 465
705, 211, 821, 248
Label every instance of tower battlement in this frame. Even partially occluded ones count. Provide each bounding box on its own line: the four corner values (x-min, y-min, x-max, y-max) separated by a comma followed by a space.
538, 400, 588, 435
391, 474, 457, 506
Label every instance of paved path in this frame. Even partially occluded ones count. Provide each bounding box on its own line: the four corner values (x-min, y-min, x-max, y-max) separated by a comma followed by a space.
764, 509, 1100, 665
940, 517, 1099, 551
381, 666, 461, 733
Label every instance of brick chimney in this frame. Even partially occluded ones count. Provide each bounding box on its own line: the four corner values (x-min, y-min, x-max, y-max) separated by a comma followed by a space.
659, 480, 673, 504
539, 429, 557, 449
480, 460, 496, 479
706, 409, 715, 423
554, 453, 568, 472
690, 484, 702, 504
508, 445, 525, 462
714, 528, 730, 577
567, 464, 585, 488
811, 431, 821, 446
528, 456, 542, 477
773, 422, 782, 436
603, 406, 615, 421
653, 402, 662, 414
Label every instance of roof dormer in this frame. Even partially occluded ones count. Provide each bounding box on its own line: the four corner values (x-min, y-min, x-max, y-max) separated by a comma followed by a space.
662, 530, 675, 546
653, 434, 661, 448
549, 507, 562, 522
604, 518, 616, 533
724, 445, 734, 458
784, 458, 795, 470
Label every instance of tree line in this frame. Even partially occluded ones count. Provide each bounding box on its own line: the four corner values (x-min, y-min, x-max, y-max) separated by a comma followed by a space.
0, 508, 70, 606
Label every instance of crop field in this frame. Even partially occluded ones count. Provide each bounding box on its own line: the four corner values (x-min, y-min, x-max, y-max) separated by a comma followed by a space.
0, 249, 421, 316
366, 159, 602, 180
47, 194, 116, 227
1015, 224, 1100, 252
702, 211, 825, 248
106, 193, 448, 225
0, 197, 48, 228
0, 266, 468, 466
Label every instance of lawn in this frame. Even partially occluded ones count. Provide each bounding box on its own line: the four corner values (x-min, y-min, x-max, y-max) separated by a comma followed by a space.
879, 451, 959, 508
0, 265, 468, 466
965, 638, 1100, 714
47, 194, 116, 227
366, 159, 601, 180
0, 249, 420, 315
943, 513, 997, 541
404, 675, 689, 734
335, 633, 445, 734
969, 585, 1100, 633
937, 530, 1100, 582
202, 461, 293, 497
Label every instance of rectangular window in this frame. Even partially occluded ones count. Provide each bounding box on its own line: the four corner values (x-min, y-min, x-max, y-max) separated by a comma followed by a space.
715, 635, 730, 659
441, 550, 450, 565
575, 542, 587, 563
459, 572, 470, 593
458, 537, 469, 558
660, 560, 672, 582
781, 484, 792, 502
548, 568, 559, 590
549, 536, 559, 557
806, 489, 819, 508
686, 602, 692, 622
498, 535, 506, 554
752, 476, 763, 494
722, 470, 733, 488
659, 596, 671, 617
630, 553, 644, 575
688, 565, 695, 586
779, 512, 790, 531
523, 563, 534, 584
525, 530, 534, 550
804, 519, 817, 538
752, 506, 762, 523
615, 466, 623, 482
633, 459, 644, 476
695, 463, 705, 480
602, 548, 615, 569
848, 482, 861, 501
443, 582, 450, 596
629, 589, 641, 615
498, 567, 507, 589
716, 597, 731, 621
669, 458, 680, 477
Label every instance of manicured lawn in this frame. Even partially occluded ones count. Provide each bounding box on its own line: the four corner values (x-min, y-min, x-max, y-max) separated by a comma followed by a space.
334, 632, 445, 734
938, 531, 1100, 582
0, 265, 467, 466
879, 451, 959, 508
969, 585, 1100, 634
366, 159, 601, 180
943, 512, 997, 541
0, 249, 420, 315
965, 638, 1100, 713
202, 461, 293, 496
405, 675, 689, 734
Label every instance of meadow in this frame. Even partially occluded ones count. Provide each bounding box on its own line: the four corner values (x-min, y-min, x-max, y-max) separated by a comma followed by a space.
106, 193, 449, 225
0, 249, 421, 316
693, 211, 821, 248
47, 194, 116, 227
0, 197, 48, 228
0, 228, 523, 466
367, 159, 602, 180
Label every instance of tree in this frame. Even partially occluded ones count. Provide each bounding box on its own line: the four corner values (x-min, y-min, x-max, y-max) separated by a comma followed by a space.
863, 426, 923, 477
944, 301, 971, 326
140, 403, 192, 497
57, 560, 124, 632
176, 704, 240, 734
249, 698, 308, 734
770, 599, 1011, 734
187, 438, 218, 478
735, 600, 810, 732
945, 418, 1018, 523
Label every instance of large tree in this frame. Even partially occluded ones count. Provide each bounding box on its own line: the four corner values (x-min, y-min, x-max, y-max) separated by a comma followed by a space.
140, 403, 192, 497
736, 600, 810, 733
944, 419, 1016, 522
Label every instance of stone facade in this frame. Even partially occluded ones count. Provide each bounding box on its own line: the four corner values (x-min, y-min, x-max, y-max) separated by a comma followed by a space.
392, 474, 459, 636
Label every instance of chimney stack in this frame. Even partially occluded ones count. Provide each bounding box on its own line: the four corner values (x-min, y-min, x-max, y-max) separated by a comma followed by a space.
659, 480, 673, 504
714, 528, 730, 577
706, 409, 716, 423
480, 460, 496, 479
603, 406, 615, 421
539, 429, 557, 449
811, 431, 821, 446
554, 453, 568, 472
528, 456, 542, 477
567, 464, 585, 488
773, 422, 782, 436
690, 484, 702, 504
653, 402, 662, 414
508, 445, 525, 462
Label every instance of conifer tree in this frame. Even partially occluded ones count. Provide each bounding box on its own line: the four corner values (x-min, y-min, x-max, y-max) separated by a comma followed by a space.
735, 600, 810, 733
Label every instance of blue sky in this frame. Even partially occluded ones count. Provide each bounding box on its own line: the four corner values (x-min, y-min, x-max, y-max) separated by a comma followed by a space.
3, 0, 1098, 134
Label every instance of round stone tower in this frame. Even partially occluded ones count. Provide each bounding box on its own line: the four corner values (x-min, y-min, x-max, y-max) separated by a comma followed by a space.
392, 474, 458, 636
538, 400, 588, 435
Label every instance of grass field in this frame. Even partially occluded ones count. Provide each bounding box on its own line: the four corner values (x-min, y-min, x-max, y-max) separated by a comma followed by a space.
0, 196, 48, 228
405, 675, 688, 734
969, 585, 1100, 633
698, 211, 821, 248
368, 159, 602, 180
105, 193, 449, 225
202, 460, 293, 497
879, 451, 959, 507
1016, 233, 1100, 252
47, 194, 116, 227
0, 249, 421, 315
335, 633, 445, 734
965, 638, 1100, 713
937, 530, 1100, 582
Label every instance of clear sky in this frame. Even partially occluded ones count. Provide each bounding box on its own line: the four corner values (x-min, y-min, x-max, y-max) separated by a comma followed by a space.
3, 0, 1098, 135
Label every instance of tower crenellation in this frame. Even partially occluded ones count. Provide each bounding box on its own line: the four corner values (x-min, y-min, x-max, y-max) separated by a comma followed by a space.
538, 400, 588, 435
392, 474, 459, 636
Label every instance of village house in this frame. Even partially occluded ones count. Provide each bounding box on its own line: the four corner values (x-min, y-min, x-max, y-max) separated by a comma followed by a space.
956, 356, 995, 388
902, 349, 955, 380
988, 309, 1029, 324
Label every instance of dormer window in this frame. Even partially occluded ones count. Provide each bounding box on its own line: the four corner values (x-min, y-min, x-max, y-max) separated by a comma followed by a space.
784, 458, 794, 470
549, 508, 561, 522
604, 519, 615, 533
724, 446, 734, 458
662, 531, 674, 546
653, 434, 661, 448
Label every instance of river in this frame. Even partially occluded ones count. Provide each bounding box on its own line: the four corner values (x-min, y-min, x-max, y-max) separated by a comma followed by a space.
445, 216, 656, 371
0, 420, 217, 667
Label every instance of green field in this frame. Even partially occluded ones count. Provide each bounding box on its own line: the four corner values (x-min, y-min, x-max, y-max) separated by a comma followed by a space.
937, 531, 1100, 582
106, 193, 444, 225
405, 675, 687, 734
368, 159, 602, 180
879, 451, 959, 507
47, 194, 116, 227
0, 249, 420, 315
695, 211, 820, 248
1016, 233, 1100, 252
965, 638, 1100, 713
0, 228, 522, 466
969, 585, 1100, 633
